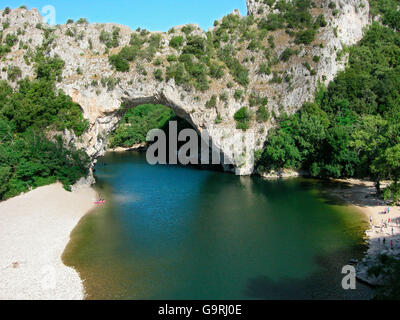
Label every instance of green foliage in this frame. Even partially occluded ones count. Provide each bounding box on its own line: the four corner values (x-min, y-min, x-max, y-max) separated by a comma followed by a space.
34, 54, 65, 82
0, 77, 89, 199
249, 92, 268, 107
0, 129, 89, 199
109, 104, 174, 148
205, 95, 217, 108
280, 48, 295, 62
208, 61, 225, 79
99, 27, 120, 48
153, 68, 163, 81
109, 54, 130, 72
257, 105, 270, 122
169, 36, 185, 49
258, 63, 271, 75
1, 79, 88, 135
182, 35, 206, 58
7, 65, 22, 81
295, 28, 316, 45
76, 17, 89, 24
257, 22, 400, 185
234, 107, 251, 130
181, 25, 195, 35
101, 77, 120, 90
234, 89, 243, 101
5, 33, 18, 47
218, 45, 249, 86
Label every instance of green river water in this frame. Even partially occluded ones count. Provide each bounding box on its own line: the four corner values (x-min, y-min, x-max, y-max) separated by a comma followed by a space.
63, 151, 374, 299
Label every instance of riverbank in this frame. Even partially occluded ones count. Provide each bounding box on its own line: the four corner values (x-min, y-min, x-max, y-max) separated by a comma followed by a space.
329, 179, 400, 286
107, 143, 147, 153
0, 183, 97, 300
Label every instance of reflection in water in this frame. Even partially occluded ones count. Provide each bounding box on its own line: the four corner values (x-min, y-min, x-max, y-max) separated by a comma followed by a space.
63, 152, 374, 300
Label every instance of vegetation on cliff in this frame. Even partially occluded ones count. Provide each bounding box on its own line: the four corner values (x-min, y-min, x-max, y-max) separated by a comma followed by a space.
107, 0, 326, 97
256, 22, 400, 203
0, 40, 90, 200
109, 104, 174, 148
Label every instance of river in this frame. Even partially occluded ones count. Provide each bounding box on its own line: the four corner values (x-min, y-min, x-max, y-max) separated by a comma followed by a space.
63, 151, 374, 299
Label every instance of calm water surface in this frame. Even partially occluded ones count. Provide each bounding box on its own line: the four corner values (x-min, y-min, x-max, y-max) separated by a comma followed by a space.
63, 152, 374, 299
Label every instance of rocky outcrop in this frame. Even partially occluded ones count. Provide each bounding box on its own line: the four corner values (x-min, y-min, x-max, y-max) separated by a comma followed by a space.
0, 0, 370, 177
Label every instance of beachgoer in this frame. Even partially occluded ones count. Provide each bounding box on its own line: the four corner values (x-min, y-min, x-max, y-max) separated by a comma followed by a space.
383, 238, 386, 245
392, 227, 394, 235
390, 240, 393, 250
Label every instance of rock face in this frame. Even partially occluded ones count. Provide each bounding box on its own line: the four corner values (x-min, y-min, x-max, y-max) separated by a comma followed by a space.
0, 0, 370, 177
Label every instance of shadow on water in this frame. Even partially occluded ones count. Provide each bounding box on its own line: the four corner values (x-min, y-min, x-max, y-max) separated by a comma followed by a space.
245, 247, 374, 300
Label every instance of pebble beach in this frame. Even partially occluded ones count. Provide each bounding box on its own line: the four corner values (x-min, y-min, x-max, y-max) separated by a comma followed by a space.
0, 183, 96, 300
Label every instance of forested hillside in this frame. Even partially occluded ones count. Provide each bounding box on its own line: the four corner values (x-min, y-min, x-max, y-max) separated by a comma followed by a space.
0, 44, 90, 200
256, 1, 400, 203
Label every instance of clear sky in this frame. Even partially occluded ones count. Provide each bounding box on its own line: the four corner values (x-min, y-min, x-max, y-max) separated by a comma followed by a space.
5, 0, 248, 31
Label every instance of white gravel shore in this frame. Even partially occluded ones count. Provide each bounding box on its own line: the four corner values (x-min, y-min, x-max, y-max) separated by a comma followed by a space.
0, 183, 96, 300
330, 179, 400, 286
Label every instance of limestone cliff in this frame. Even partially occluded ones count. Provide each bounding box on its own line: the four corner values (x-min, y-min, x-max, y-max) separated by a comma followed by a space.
0, 0, 370, 176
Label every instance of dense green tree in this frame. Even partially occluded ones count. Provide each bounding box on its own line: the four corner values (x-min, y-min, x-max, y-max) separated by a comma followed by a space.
109, 104, 174, 148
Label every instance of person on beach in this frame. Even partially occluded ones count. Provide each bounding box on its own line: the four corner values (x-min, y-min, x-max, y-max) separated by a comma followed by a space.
392, 227, 394, 235
391, 240, 393, 250
383, 238, 386, 246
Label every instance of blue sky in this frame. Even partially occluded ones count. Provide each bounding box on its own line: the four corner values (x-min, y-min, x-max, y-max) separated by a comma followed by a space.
6, 0, 247, 31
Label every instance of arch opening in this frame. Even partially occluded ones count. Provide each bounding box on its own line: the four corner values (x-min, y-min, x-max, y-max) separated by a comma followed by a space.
106, 99, 227, 172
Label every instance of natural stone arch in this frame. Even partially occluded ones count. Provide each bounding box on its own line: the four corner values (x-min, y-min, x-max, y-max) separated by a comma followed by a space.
67, 84, 257, 175
0, 1, 370, 176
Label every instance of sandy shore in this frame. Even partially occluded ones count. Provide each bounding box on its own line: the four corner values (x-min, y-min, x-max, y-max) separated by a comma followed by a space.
330, 179, 400, 286
0, 183, 96, 300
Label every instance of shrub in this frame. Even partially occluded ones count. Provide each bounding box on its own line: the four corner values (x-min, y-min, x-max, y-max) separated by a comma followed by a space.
209, 61, 224, 79
234, 107, 251, 130
258, 14, 284, 31
109, 54, 130, 72
182, 35, 206, 58
76, 18, 89, 24
315, 14, 327, 28
100, 27, 120, 48
257, 105, 270, 122
181, 25, 195, 35
65, 29, 74, 37
280, 48, 295, 62
295, 29, 316, 45
167, 55, 177, 62
169, 36, 185, 49
205, 95, 217, 108
153, 57, 162, 66
153, 68, 163, 81
258, 63, 271, 75
7, 65, 22, 81
234, 89, 243, 101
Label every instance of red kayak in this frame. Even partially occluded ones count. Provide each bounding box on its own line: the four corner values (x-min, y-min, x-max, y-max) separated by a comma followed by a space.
94, 200, 106, 205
